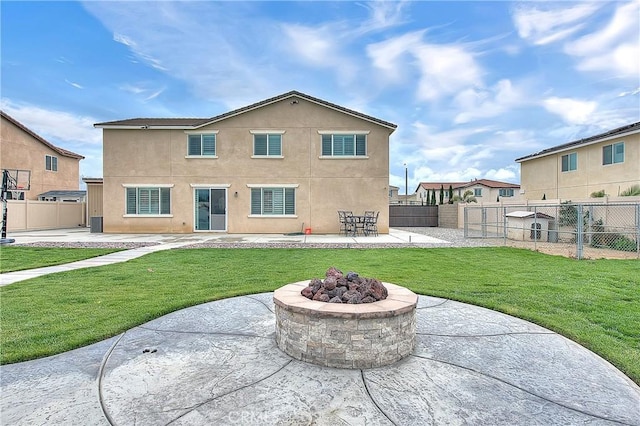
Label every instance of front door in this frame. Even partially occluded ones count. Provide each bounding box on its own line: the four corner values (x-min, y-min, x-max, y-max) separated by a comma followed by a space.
195, 188, 226, 231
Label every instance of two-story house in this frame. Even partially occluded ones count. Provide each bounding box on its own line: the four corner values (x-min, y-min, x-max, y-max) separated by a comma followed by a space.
94, 91, 397, 234
416, 179, 521, 203
1, 111, 84, 200
516, 122, 640, 199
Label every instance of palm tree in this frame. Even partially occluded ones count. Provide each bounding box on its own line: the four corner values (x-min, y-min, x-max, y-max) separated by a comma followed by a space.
451, 190, 477, 203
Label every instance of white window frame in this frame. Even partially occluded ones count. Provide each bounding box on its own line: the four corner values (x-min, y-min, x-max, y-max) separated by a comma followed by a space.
561, 152, 577, 172
499, 188, 514, 197
250, 130, 285, 158
122, 184, 174, 217
185, 131, 218, 158
474, 188, 482, 197
247, 184, 298, 218
318, 130, 369, 159
45, 155, 58, 171
603, 142, 624, 165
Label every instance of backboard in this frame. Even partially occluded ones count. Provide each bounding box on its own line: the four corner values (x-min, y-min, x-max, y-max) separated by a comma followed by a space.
2, 169, 31, 191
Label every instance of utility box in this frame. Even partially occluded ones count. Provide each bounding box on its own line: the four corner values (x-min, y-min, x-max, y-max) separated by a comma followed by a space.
505, 211, 554, 241
90, 216, 103, 233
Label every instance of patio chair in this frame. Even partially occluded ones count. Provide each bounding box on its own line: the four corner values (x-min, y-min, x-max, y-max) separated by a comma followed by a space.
338, 211, 354, 236
364, 211, 379, 236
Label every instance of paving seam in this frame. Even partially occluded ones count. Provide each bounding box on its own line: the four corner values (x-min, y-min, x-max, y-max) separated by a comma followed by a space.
245, 294, 275, 314
411, 353, 636, 425
98, 332, 126, 426
165, 359, 293, 425
416, 299, 450, 309
360, 369, 397, 426
136, 325, 272, 338
416, 331, 557, 338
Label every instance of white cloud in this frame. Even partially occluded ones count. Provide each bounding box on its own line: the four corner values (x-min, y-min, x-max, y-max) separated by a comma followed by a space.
119, 83, 165, 102
618, 87, 640, 97
280, 24, 353, 75
454, 79, 524, 124
1, 99, 101, 145
65, 79, 83, 89
366, 31, 425, 84
367, 31, 483, 101
356, 0, 410, 34
414, 44, 483, 102
512, 2, 600, 45
542, 97, 597, 124
565, 1, 640, 78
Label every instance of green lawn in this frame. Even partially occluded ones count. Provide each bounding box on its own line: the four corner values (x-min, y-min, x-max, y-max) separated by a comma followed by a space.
1, 247, 638, 385
0, 247, 124, 273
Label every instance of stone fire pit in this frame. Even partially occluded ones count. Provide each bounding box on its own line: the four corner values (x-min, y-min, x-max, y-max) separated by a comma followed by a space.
274, 269, 418, 369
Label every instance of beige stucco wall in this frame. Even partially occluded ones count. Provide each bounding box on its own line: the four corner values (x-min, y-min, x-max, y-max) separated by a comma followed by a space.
101, 98, 392, 234
520, 132, 640, 200
1, 116, 81, 199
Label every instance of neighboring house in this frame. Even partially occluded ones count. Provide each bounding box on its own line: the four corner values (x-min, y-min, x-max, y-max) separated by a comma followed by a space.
94, 91, 397, 234
37, 190, 86, 202
416, 179, 521, 203
388, 185, 400, 204
1, 111, 84, 200
516, 122, 640, 199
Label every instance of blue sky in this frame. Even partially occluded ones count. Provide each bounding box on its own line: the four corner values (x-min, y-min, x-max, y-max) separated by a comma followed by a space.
2, 1, 638, 194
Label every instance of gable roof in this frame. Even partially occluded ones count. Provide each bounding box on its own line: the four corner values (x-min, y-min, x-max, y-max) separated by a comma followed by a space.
1, 111, 85, 160
416, 179, 519, 192
506, 211, 554, 220
516, 121, 640, 163
94, 90, 397, 131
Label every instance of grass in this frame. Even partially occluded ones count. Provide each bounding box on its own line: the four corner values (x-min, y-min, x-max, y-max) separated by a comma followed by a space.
0, 247, 124, 273
1, 247, 638, 385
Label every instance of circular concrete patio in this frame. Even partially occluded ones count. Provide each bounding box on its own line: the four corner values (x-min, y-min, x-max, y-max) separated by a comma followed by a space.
1, 293, 639, 425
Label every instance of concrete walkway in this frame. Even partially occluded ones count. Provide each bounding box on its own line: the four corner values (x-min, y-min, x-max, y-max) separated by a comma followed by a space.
2, 229, 639, 424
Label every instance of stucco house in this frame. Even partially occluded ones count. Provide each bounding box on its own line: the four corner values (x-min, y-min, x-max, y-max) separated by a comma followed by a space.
1, 111, 84, 200
94, 91, 397, 234
415, 179, 521, 203
516, 122, 640, 199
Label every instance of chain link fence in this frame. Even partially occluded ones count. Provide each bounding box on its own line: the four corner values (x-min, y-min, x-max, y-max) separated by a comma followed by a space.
464, 202, 640, 259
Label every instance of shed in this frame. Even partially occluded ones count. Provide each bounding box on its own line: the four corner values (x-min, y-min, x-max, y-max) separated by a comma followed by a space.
505, 211, 555, 241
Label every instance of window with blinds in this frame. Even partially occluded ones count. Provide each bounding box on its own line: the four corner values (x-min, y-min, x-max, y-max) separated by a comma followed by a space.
188, 134, 216, 156
321, 134, 366, 156
250, 187, 295, 215
253, 134, 282, 156
126, 187, 171, 215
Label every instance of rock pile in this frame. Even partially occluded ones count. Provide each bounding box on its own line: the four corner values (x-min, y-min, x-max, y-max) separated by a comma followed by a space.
300, 267, 388, 304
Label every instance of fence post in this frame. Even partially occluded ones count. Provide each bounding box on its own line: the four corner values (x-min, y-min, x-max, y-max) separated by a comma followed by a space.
503, 206, 507, 244
576, 204, 584, 260
533, 206, 538, 252
636, 204, 640, 258
464, 207, 468, 238
481, 208, 487, 237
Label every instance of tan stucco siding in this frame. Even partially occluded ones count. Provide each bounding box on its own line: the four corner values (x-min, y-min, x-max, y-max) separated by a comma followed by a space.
1, 117, 81, 199
520, 132, 640, 199
102, 98, 392, 234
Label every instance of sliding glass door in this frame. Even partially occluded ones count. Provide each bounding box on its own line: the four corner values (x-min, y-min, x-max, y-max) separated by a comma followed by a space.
195, 188, 226, 231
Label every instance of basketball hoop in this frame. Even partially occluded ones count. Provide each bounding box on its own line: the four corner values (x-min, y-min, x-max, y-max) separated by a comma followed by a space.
10, 190, 21, 201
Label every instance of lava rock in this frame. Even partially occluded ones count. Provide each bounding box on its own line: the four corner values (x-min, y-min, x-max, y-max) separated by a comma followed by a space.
301, 286, 313, 299
325, 266, 343, 280
329, 296, 343, 303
